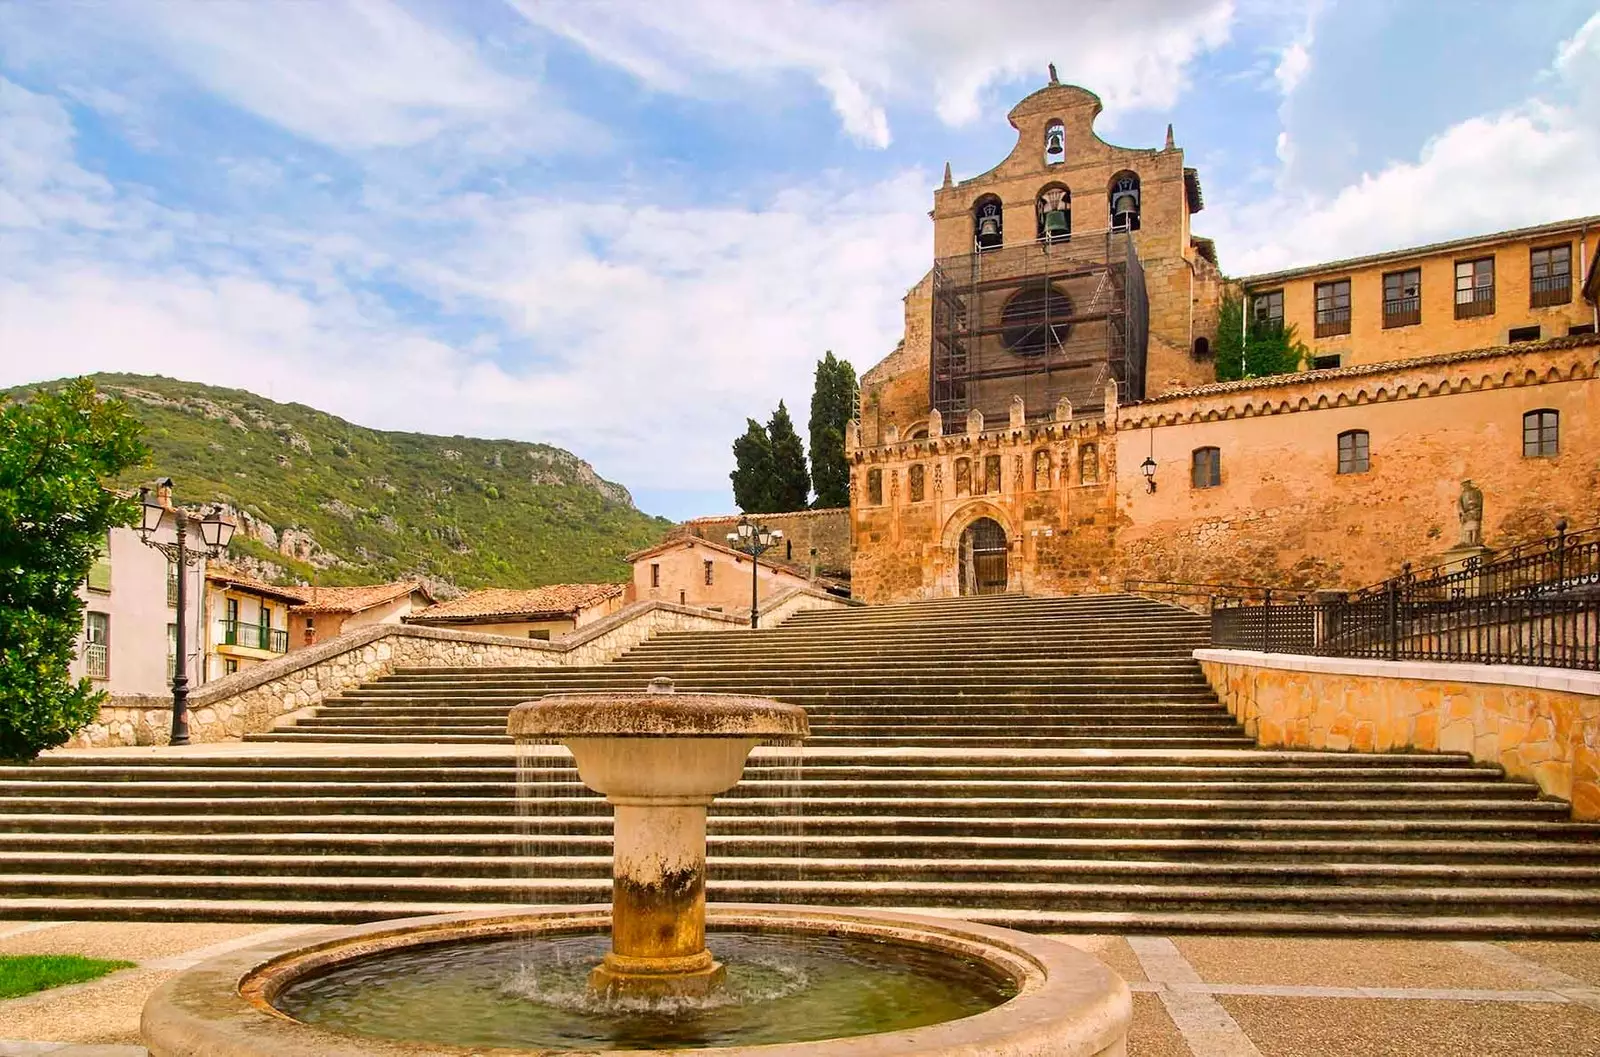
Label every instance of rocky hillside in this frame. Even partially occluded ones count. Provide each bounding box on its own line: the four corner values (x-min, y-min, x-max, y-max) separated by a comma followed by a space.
11, 374, 671, 589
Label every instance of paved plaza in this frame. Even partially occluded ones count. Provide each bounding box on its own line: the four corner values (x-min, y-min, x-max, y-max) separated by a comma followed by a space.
2, 919, 1598, 1056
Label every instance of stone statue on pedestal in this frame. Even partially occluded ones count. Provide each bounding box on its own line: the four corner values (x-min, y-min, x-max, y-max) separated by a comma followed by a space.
1457, 479, 1484, 548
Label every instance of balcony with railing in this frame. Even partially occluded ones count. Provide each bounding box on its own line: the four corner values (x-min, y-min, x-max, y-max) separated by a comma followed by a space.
1530, 273, 1572, 308
220, 619, 288, 654
1382, 295, 1420, 329
1455, 285, 1495, 319
1313, 308, 1351, 338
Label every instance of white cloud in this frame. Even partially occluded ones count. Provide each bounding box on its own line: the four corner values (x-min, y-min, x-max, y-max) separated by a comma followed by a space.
511, 0, 1234, 146
1274, 40, 1311, 96
1210, 17, 1600, 274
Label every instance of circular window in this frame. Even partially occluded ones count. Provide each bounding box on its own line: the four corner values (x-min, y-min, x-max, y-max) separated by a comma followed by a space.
1001, 284, 1073, 356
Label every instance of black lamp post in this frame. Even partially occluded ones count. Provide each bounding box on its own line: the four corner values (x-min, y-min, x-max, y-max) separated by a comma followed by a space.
137, 478, 236, 746
726, 515, 783, 629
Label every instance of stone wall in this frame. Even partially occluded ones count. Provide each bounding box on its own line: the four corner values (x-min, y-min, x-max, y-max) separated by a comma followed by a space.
1196, 649, 1600, 820
851, 335, 1600, 603
677, 507, 853, 578
70, 589, 851, 748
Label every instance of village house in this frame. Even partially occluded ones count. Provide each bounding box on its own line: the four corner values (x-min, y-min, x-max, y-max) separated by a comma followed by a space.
404, 584, 626, 639
289, 581, 436, 648
626, 534, 842, 618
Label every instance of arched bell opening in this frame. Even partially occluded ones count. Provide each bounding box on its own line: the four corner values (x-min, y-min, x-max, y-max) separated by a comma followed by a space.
1036, 183, 1071, 244
1109, 171, 1141, 232
958, 517, 1009, 596
973, 194, 1003, 252
1044, 120, 1066, 166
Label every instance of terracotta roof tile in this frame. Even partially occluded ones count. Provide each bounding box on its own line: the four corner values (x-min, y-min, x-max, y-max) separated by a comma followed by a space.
409, 583, 625, 622
291, 581, 432, 614
204, 568, 311, 605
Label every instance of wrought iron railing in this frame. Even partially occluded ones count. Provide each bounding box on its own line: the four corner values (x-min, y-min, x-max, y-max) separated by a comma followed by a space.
1314, 307, 1351, 338
1454, 286, 1495, 319
83, 642, 109, 680
221, 619, 288, 653
1530, 273, 1572, 308
1382, 295, 1420, 328
1211, 522, 1600, 671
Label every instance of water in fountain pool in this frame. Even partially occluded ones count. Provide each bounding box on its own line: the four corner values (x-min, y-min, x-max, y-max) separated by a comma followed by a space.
273, 929, 1016, 1050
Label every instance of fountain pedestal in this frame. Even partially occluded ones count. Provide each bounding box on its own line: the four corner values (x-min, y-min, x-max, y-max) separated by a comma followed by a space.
508, 687, 807, 1002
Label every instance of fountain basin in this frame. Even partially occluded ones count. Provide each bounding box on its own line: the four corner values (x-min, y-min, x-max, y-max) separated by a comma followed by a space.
141, 905, 1131, 1056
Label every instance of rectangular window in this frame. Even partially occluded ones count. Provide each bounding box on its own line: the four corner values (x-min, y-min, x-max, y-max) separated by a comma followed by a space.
1523, 410, 1559, 457
87, 535, 112, 594
166, 562, 179, 608
1530, 244, 1572, 307
1313, 279, 1351, 337
1508, 325, 1542, 343
1191, 448, 1221, 489
84, 612, 110, 680
1311, 354, 1341, 370
1250, 290, 1283, 331
703, 559, 714, 586
1337, 431, 1370, 474
650, 563, 660, 588
224, 657, 239, 675
1382, 268, 1421, 328
167, 622, 178, 681
527, 629, 551, 641
1455, 257, 1495, 318
1571, 323, 1597, 336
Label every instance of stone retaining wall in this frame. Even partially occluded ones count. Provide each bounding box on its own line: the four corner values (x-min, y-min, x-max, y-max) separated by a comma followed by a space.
1196, 649, 1600, 819
73, 588, 853, 748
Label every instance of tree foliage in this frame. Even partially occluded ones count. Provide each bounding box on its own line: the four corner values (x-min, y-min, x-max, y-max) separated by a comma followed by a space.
730, 418, 776, 513
807, 351, 857, 509
766, 401, 810, 512
0, 380, 148, 761
1214, 295, 1309, 382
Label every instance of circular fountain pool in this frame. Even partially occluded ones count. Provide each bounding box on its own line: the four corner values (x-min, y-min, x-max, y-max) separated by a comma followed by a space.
141, 906, 1132, 1057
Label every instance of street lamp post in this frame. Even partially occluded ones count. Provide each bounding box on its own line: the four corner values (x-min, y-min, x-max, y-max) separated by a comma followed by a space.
137, 478, 236, 746
726, 515, 783, 629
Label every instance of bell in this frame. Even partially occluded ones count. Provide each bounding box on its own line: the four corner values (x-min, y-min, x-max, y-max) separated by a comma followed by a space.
1045, 129, 1064, 158
977, 214, 1001, 238
1042, 210, 1069, 237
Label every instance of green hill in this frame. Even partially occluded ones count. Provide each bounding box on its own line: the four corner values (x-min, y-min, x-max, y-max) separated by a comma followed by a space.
7, 374, 672, 589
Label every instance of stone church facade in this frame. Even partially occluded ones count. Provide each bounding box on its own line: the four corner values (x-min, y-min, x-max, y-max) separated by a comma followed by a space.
850, 78, 1600, 604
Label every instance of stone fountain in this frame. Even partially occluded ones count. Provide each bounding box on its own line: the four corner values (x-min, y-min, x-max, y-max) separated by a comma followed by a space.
141, 681, 1131, 1056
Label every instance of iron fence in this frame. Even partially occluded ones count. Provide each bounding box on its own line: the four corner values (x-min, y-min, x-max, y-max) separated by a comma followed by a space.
1211, 522, 1600, 671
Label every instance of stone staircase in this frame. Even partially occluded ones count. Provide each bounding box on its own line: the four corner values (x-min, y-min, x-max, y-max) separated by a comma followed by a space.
1, 593, 1597, 935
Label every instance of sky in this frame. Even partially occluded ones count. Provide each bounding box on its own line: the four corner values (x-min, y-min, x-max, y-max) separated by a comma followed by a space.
2, 1, 1598, 521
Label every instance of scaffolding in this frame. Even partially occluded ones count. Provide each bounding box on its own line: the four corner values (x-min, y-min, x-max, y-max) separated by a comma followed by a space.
930, 230, 1147, 423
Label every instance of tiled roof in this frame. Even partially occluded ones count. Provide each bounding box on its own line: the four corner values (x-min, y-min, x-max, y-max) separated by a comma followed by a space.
1137, 332, 1600, 405
625, 535, 848, 592
681, 508, 848, 525
409, 583, 625, 622
1236, 214, 1600, 285
291, 581, 432, 614
205, 569, 310, 605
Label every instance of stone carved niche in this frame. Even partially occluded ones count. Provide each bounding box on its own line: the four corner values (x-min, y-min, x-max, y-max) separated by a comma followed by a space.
985, 454, 1003, 494
1009, 394, 1026, 430
955, 457, 972, 496
867, 468, 883, 506
1033, 450, 1051, 490
1078, 442, 1099, 484
908, 463, 925, 503
1055, 397, 1073, 423
966, 408, 984, 436
928, 407, 943, 439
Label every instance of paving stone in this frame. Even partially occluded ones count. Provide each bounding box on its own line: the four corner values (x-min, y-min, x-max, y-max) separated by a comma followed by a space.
1174, 936, 1532, 991
1218, 996, 1600, 1057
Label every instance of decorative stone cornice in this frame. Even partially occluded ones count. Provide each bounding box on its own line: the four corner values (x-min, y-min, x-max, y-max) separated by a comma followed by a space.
1120, 336, 1600, 430
851, 414, 1113, 465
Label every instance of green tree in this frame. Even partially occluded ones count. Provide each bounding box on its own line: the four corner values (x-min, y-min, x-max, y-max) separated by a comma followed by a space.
807, 351, 857, 509
1215, 295, 1309, 382
0, 380, 148, 761
766, 400, 810, 511
729, 418, 776, 513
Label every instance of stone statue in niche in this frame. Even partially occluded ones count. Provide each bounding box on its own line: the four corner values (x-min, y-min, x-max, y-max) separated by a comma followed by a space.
928, 407, 943, 439
1457, 479, 1484, 547
985, 454, 1003, 494
909, 464, 925, 503
1033, 450, 1051, 490
1009, 394, 1026, 430
966, 408, 984, 436
954, 458, 972, 496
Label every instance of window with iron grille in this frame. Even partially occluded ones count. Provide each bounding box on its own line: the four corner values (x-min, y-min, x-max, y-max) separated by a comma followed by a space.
650, 563, 660, 588
1522, 409, 1558, 457
1382, 269, 1420, 328
1191, 447, 1221, 489
1251, 290, 1283, 332
1530, 244, 1571, 308
167, 622, 178, 681
1455, 257, 1494, 318
1314, 279, 1351, 337
84, 612, 109, 680
166, 562, 179, 608
1337, 430, 1370, 474
703, 559, 714, 586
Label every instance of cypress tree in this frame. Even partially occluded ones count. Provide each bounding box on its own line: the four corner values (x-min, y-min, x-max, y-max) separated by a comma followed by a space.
766, 400, 811, 512
807, 351, 857, 508
730, 418, 776, 514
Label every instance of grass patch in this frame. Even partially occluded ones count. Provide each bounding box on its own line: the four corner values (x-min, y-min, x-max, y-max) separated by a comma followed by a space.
0, 954, 136, 998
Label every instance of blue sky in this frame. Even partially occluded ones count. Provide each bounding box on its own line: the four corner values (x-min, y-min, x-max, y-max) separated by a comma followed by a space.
2, 1, 1598, 521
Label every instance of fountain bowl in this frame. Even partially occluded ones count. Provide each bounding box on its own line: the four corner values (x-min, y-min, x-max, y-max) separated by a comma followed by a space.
140, 904, 1132, 1057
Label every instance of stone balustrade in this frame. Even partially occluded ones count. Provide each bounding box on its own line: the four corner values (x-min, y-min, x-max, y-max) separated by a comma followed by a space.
71, 587, 853, 748
1196, 648, 1600, 819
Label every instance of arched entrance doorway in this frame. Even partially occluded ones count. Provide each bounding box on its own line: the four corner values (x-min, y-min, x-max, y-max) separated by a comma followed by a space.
958, 518, 1008, 596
